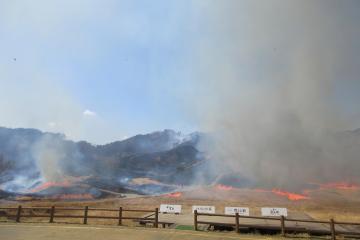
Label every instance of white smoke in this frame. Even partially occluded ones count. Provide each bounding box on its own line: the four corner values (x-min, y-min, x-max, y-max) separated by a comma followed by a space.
31, 133, 85, 183
31, 134, 68, 182
185, 0, 360, 189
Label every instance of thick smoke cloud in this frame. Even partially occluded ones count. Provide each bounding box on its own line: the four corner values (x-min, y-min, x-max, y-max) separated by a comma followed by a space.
187, 1, 360, 189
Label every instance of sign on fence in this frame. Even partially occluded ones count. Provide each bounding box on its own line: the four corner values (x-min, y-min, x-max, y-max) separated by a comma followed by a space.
261, 207, 288, 217
192, 206, 215, 214
160, 204, 182, 214
225, 207, 249, 216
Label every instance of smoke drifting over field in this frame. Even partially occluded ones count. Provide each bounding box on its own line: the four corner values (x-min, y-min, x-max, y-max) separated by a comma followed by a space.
32, 134, 84, 182
188, 1, 360, 189
1, 1, 360, 196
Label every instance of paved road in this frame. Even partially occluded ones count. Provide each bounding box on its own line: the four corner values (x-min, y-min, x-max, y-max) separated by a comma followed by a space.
0, 223, 274, 240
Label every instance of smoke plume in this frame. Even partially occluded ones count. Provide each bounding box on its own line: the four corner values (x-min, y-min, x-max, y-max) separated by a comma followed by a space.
31, 133, 85, 183
187, 1, 360, 189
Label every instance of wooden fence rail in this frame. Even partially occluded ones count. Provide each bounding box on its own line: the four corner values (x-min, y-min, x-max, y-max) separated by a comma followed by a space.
194, 210, 360, 240
0, 206, 159, 228
2, 206, 359, 239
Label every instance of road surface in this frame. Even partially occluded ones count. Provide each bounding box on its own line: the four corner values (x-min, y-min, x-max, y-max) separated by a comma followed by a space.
0, 223, 276, 240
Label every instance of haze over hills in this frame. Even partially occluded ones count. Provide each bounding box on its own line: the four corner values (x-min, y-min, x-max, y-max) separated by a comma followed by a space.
0, 127, 208, 196
1, 126, 360, 200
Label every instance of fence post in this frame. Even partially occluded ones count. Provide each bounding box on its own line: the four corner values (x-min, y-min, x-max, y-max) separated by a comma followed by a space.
49, 206, 55, 223
281, 215, 285, 237
83, 206, 88, 224
235, 212, 240, 233
118, 207, 122, 226
16, 205, 22, 223
194, 210, 198, 231
330, 219, 336, 240
154, 208, 159, 228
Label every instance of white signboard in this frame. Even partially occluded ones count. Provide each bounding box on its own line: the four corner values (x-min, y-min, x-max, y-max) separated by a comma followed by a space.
261, 208, 288, 217
192, 206, 215, 214
160, 204, 182, 214
225, 207, 250, 216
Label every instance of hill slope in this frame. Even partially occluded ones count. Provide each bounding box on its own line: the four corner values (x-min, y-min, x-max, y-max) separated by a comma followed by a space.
0, 127, 207, 195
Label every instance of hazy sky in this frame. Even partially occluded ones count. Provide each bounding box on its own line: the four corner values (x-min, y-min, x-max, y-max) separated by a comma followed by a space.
1, 0, 360, 144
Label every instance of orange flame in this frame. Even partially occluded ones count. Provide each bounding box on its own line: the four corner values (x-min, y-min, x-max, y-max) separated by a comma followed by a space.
30, 180, 72, 193
165, 192, 182, 198
272, 189, 310, 201
251, 188, 309, 201
216, 184, 234, 191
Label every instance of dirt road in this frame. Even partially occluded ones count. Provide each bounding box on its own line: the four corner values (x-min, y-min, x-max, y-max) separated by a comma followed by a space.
0, 223, 280, 240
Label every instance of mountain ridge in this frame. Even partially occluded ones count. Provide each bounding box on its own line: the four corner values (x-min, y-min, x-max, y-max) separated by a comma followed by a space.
0, 127, 205, 195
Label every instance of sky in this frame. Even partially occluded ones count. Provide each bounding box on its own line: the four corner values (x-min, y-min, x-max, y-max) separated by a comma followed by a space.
0, 0, 200, 143
1, 0, 360, 144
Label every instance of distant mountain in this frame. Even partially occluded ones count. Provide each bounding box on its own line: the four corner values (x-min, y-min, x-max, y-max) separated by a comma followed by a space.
0, 127, 207, 195
98, 129, 194, 155
2, 126, 360, 198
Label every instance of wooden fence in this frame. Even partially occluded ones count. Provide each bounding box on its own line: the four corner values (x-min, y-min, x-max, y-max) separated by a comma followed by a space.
0, 206, 159, 228
194, 210, 360, 240
1, 205, 360, 239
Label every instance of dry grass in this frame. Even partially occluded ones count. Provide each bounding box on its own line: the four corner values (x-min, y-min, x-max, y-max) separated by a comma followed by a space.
1, 187, 360, 224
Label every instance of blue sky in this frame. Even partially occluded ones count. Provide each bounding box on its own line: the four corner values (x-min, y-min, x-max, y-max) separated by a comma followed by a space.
0, 0, 202, 143
1, 0, 360, 144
